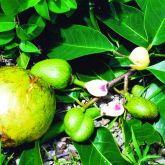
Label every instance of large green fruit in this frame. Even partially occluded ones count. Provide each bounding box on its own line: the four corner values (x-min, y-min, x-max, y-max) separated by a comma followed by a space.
31, 59, 72, 90
0, 67, 56, 147
64, 108, 94, 142
126, 96, 158, 119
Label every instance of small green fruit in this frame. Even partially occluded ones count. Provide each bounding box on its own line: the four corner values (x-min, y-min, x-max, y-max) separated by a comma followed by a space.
64, 108, 94, 142
0, 67, 56, 147
131, 85, 145, 96
126, 96, 158, 119
31, 59, 72, 90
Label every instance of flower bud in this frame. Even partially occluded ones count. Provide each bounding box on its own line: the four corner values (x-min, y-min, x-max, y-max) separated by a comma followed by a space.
129, 47, 150, 70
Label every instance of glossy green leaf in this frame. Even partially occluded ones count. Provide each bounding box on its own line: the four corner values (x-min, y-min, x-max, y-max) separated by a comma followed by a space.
19, 41, 41, 53
48, 25, 114, 60
0, 0, 20, 15
98, 3, 148, 47
16, 26, 30, 41
74, 127, 131, 165
56, 91, 80, 103
147, 60, 165, 84
144, 0, 165, 46
16, 15, 45, 41
19, 141, 43, 165
136, 0, 147, 11
16, 53, 30, 69
0, 15, 15, 32
40, 121, 65, 144
154, 117, 165, 143
48, 0, 77, 14
143, 82, 165, 141
0, 0, 40, 15
0, 31, 15, 46
35, 0, 50, 20
127, 120, 162, 145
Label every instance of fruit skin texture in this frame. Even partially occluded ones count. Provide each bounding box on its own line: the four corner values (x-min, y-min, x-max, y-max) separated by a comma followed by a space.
64, 108, 94, 142
131, 85, 145, 97
0, 66, 56, 147
31, 59, 72, 90
129, 47, 150, 70
126, 96, 158, 119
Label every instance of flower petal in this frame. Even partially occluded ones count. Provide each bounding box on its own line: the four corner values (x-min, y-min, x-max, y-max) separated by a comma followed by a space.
100, 100, 125, 117
85, 80, 108, 97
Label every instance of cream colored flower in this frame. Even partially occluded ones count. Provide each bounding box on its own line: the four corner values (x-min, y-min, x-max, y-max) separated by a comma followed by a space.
129, 47, 150, 70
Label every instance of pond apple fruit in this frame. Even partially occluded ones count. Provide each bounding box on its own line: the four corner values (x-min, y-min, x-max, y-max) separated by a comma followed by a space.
0, 67, 56, 147
64, 108, 94, 142
31, 59, 72, 90
126, 96, 158, 120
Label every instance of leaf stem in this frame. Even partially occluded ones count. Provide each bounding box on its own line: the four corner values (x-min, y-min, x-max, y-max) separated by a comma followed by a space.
89, 0, 100, 31
113, 50, 128, 57
82, 69, 135, 109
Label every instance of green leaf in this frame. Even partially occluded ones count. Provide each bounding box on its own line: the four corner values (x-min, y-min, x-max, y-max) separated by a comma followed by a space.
16, 26, 30, 41
34, 0, 50, 20
48, 25, 114, 60
40, 121, 65, 144
144, 0, 165, 46
74, 127, 131, 165
0, 0, 20, 15
147, 60, 165, 84
48, 0, 77, 14
0, 15, 15, 32
19, 141, 43, 165
150, 85, 165, 142
136, 0, 147, 11
16, 15, 45, 41
131, 127, 142, 159
0, 31, 15, 46
56, 91, 80, 103
16, 53, 30, 69
1, 0, 40, 15
19, 41, 41, 53
154, 117, 165, 143
98, 2, 148, 47
127, 120, 162, 145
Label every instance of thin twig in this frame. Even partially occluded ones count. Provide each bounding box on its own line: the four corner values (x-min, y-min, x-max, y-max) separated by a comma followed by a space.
83, 69, 135, 109
107, 69, 135, 88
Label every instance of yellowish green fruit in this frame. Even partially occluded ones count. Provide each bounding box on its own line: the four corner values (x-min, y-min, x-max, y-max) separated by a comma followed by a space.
64, 108, 94, 142
129, 47, 150, 70
126, 96, 158, 119
0, 67, 56, 147
31, 59, 72, 90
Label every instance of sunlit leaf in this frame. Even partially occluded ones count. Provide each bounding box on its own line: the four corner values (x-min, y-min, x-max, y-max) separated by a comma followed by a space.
16, 53, 30, 69
144, 0, 165, 46
98, 2, 148, 47
48, 25, 114, 60
147, 60, 165, 84
74, 127, 131, 165
0, 15, 15, 32
48, 0, 77, 14
19, 141, 43, 165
